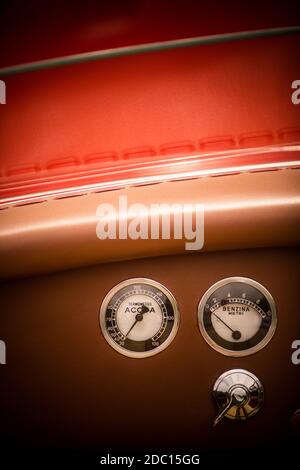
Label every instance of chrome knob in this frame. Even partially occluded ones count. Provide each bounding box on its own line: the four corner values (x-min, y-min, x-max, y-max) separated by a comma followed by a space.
213, 369, 264, 426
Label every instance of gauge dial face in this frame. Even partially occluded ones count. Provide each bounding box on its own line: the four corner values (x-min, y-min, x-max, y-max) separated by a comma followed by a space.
100, 278, 179, 358
198, 277, 277, 357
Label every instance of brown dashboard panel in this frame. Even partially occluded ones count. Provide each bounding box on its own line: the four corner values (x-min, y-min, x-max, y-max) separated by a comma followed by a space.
0, 246, 299, 453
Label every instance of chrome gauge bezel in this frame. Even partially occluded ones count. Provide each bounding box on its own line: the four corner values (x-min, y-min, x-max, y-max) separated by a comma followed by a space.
198, 277, 277, 357
99, 278, 180, 358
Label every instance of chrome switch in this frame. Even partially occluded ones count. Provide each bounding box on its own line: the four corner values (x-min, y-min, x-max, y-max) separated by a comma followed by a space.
213, 369, 264, 426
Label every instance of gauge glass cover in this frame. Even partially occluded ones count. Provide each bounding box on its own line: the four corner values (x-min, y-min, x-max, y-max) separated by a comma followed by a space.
100, 278, 179, 358
198, 277, 277, 356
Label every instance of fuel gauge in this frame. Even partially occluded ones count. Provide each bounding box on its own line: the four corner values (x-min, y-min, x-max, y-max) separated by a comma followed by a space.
198, 277, 277, 357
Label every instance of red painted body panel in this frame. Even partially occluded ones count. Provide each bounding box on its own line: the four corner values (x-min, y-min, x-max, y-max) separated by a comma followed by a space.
0, 2, 299, 202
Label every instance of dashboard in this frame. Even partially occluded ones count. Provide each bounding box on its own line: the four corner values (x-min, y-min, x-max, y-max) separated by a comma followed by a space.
1, 245, 299, 456
1, 0, 300, 463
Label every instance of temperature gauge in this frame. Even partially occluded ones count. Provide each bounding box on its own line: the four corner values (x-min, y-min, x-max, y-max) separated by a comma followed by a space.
100, 278, 179, 358
198, 277, 277, 357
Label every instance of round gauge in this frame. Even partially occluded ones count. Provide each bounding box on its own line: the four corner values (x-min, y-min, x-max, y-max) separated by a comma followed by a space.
198, 277, 277, 357
99, 278, 179, 358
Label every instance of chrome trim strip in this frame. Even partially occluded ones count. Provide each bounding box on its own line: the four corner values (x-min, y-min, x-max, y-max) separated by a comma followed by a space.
1, 159, 299, 209
1, 26, 299, 76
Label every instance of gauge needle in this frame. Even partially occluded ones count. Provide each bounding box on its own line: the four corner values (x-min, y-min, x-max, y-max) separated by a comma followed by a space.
212, 312, 241, 340
124, 304, 150, 338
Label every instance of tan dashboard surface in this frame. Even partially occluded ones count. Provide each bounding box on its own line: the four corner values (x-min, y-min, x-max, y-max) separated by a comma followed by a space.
0, 168, 300, 279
